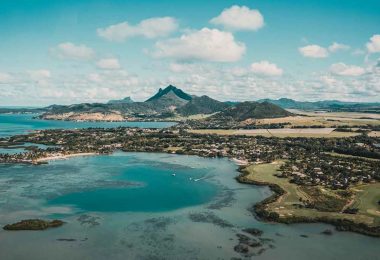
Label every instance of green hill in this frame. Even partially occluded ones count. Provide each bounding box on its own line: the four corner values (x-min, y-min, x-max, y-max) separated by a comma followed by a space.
176, 95, 229, 116
212, 101, 293, 121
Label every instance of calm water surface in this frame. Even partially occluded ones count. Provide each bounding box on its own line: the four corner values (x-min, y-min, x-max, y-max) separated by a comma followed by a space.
0, 152, 378, 260
0, 113, 176, 137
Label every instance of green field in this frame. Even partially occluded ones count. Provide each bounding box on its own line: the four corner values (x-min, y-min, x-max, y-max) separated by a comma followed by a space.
351, 183, 380, 225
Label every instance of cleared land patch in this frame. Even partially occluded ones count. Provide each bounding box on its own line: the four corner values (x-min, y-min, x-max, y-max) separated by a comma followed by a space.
255, 111, 380, 128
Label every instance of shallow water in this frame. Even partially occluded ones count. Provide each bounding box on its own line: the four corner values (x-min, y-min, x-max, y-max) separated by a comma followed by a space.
0, 152, 378, 260
0, 113, 176, 137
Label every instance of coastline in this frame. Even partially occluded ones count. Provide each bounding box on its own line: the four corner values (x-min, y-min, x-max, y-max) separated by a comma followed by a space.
236, 166, 380, 237
34, 152, 98, 162
38, 113, 181, 123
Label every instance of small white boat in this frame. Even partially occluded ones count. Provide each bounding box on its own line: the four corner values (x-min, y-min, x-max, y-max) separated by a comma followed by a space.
172, 173, 176, 176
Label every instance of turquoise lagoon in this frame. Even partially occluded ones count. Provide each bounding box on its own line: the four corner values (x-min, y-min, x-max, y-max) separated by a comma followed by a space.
0, 152, 379, 260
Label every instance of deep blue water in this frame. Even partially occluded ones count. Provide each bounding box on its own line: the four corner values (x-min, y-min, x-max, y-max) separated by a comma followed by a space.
0, 113, 175, 137
49, 155, 217, 212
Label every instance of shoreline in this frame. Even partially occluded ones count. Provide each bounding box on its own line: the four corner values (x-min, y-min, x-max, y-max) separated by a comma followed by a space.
34, 152, 98, 162
38, 114, 180, 123
236, 166, 380, 237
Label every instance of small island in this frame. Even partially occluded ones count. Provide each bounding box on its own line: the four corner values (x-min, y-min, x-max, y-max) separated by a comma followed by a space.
3, 219, 64, 231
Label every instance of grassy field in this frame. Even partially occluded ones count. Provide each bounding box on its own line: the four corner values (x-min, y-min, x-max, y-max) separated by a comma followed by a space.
244, 162, 380, 226
243, 110, 380, 128
188, 110, 380, 138
351, 183, 380, 225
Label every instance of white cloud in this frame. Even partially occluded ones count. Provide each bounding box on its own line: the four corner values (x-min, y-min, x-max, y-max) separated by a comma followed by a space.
2, 62, 380, 106
97, 17, 178, 42
250, 61, 283, 76
153, 28, 246, 62
25, 69, 52, 87
87, 73, 102, 83
96, 58, 121, 70
28, 69, 51, 80
352, 49, 365, 56
299, 45, 329, 58
230, 67, 248, 77
0, 72, 12, 83
51, 42, 95, 60
169, 63, 202, 73
366, 34, 380, 53
328, 42, 350, 53
210, 5, 264, 31
330, 63, 365, 76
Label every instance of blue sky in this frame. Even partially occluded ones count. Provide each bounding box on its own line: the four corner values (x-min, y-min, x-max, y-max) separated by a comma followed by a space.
0, 0, 379, 105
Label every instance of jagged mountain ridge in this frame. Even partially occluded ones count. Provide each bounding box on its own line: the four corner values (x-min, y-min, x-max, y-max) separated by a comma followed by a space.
39, 85, 293, 120
41, 85, 226, 117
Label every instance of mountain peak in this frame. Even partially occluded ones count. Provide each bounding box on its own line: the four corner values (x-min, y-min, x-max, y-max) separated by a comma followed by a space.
146, 85, 192, 102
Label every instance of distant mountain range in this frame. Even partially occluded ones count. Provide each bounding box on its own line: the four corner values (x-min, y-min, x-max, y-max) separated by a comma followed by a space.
36, 85, 226, 119
36, 85, 293, 121
2, 86, 379, 122
258, 98, 380, 113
